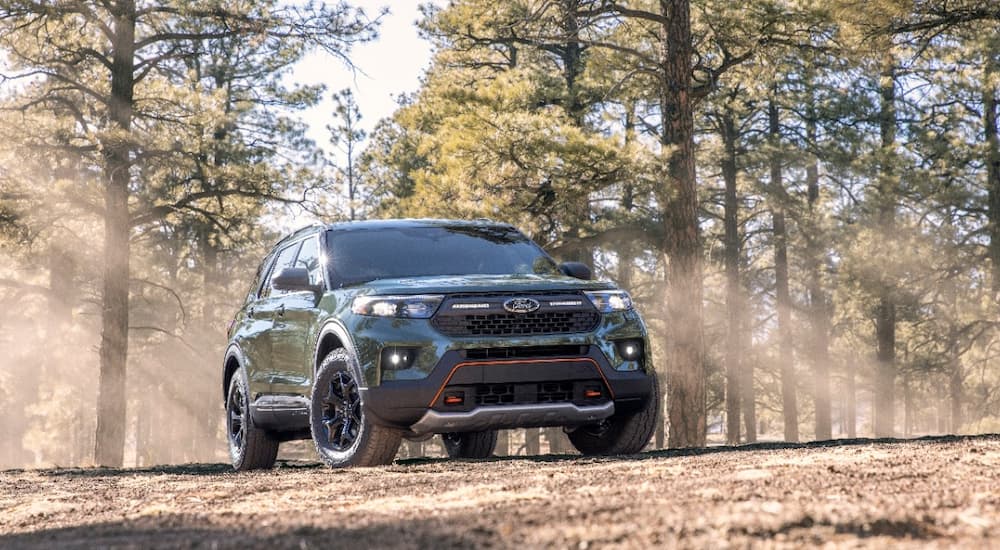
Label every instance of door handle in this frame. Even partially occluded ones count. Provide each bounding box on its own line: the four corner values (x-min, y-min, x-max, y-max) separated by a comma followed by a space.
277, 304, 285, 317
248, 306, 256, 318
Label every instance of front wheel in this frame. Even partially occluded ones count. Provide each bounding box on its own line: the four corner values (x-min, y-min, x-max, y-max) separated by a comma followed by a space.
310, 348, 402, 467
568, 370, 660, 456
442, 431, 498, 459
226, 370, 279, 471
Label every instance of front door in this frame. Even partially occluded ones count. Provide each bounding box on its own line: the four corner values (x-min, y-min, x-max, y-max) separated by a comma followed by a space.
242, 241, 300, 399
270, 234, 325, 398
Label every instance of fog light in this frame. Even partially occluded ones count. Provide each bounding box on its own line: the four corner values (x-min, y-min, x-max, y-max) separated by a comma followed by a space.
616, 340, 643, 361
613, 340, 643, 371
380, 346, 418, 370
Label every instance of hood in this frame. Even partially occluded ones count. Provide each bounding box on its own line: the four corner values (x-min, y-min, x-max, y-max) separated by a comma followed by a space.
350, 273, 615, 296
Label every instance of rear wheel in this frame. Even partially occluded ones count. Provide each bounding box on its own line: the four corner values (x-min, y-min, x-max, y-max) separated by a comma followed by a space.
568, 370, 660, 456
226, 370, 279, 471
310, 348, 402, 467
442, 431, 498, 459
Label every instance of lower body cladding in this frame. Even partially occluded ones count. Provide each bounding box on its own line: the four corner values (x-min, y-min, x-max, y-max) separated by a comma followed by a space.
364, 346, 654, 436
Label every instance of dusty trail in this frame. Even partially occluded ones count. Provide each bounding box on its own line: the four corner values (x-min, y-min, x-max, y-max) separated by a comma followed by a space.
1, 435, 998, 549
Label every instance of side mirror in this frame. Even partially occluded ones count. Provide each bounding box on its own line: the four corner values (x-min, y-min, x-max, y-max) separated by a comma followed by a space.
272, 267, 317, 292
559, 261, 592, 280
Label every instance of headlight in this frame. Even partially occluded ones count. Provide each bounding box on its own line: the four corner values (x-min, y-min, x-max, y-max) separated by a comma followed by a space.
584, 290, 633, 313
351, 295, 444, 318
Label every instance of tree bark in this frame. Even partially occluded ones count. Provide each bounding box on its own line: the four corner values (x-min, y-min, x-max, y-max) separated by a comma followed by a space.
845, 357, 857, 438
740, 311, 756, 443
985, 61, 1000, 291
949, 358, 964, 433
721, 107, 742, 445
406, 439, 423, 459
94, 1, 136, 468
559, 0, 585, 126
902, 373, 912, 437
525, 428, 540, 455
495, 430, 508, 456
660, 0, 706, 449
804, 107, 832, 441
545, 427, 565, 453
769, 99, 797, 443
874, 54, 897, 439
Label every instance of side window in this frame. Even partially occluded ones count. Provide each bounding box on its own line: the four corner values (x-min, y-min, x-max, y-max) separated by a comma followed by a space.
295, 236, 324, 287
260, 242, 300, 299
246, 254, 272, 303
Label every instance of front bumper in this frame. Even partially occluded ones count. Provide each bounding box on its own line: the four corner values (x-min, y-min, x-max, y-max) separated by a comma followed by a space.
363, 345, 655, 433
344, 298, 655, 434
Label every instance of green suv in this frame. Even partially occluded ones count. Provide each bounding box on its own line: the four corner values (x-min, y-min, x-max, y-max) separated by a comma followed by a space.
222, 219, 658, 470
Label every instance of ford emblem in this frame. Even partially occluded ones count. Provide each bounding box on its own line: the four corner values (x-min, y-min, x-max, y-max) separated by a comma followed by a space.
503, 297, 540, 314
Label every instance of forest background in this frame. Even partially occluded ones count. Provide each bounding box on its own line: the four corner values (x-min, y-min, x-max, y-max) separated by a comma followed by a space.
1, 0, 999, 468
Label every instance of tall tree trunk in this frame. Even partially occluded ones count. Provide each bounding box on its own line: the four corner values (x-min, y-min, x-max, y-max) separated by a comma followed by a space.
406, 439, 423, 459
721, 107, 742, 445
902, 373, 912, 437
949, 356, 964, 433
95, 1, 136, 467
525, 428, 540, 455
48, 248, 75, 325
660, 0, 706, 449
874, 53, 897, 439
559, 0, 585, 126
740, 312, 756, 443
769, 99, 797, 443
545, 427, 565, 453
985, 61, 1000, 292
495, 430, 508, 456
845, 357, 857, 438
804, 108, 832, 441
936, 379, 948, 433
49, 247, 77, 465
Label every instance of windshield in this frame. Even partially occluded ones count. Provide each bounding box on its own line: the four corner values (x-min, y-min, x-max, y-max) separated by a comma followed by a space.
325, 225, 558, 286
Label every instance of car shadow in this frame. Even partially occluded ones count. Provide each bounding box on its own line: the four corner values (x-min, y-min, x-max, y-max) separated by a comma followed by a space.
13, 432, 997, 477
399, 432, 999, 466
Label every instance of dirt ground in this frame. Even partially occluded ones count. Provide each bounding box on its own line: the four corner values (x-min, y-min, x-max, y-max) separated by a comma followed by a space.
1, 435, 998, 549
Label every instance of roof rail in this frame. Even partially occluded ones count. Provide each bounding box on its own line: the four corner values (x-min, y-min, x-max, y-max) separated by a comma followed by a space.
271, 223, 325, 248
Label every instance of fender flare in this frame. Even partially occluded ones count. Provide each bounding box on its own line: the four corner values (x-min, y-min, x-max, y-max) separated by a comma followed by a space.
222, 343, 246, 402
313, 320, 367, 388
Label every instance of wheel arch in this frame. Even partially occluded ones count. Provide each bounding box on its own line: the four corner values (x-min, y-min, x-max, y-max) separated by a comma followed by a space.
223, 344, 245, 403
314, 320, 359, 375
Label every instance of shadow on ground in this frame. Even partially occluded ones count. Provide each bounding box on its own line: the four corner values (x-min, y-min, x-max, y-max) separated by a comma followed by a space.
8, 432, 996, 478
0, 513, 486, 550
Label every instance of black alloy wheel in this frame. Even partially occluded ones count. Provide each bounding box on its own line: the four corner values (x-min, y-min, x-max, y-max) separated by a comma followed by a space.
320, 370, 362, 452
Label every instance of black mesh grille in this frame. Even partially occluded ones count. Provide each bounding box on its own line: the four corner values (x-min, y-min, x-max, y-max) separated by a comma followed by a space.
442, 380, 605, 408
433, 310, 599, 337
464, 345, 587, 360
475, 384, 516, 405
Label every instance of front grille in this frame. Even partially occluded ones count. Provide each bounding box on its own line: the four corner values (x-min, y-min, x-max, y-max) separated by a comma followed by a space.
444, 290, 583, 299
464, 345, 587, 360
441, 380, 606, 409
475, 384, 515, 405
433, 310, 600, 337
537, 382, 575, 403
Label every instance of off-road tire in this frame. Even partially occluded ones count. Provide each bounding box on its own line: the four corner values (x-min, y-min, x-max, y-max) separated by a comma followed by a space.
310, 348, 402, 467
226, 370, 279, 471
568, 369, 660, 456
442, 431, 498, 459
